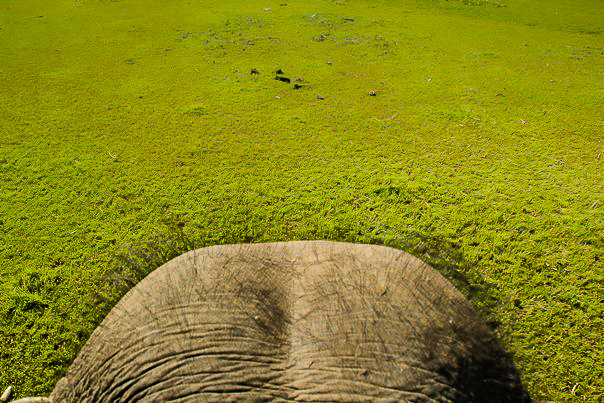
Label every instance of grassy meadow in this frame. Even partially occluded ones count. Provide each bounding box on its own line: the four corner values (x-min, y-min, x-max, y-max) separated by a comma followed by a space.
1, 0, 602, 400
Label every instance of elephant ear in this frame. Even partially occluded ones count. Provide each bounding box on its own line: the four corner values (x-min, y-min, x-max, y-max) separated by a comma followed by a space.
50, 241, 529, 402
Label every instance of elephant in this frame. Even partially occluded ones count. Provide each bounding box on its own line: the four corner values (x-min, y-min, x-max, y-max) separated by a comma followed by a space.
15, 241, 530, 402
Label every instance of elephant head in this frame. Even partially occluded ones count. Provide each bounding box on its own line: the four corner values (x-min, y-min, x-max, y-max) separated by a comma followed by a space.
17, 241, 530, 402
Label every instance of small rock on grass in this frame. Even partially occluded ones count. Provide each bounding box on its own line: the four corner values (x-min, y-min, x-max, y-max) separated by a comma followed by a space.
1, 386, 12, 402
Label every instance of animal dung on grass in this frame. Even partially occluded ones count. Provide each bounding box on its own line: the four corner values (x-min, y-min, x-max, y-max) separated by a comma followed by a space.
275, 76, 291, 83
44, 241, 529, 402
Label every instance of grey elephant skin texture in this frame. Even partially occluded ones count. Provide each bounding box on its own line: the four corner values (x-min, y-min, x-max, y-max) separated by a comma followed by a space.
47, 241, 530, 402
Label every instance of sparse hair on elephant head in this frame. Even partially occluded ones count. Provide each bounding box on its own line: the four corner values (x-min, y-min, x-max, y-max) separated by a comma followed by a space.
18, 241, 531, 402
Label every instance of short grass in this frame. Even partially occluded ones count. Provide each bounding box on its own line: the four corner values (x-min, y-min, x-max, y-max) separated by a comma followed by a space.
1, 0, 602, 401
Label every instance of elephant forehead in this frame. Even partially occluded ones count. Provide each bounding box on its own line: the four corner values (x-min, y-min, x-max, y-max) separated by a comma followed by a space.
52, 241, 514, 402
128, 241, 463, 307
95, 241, 473, 358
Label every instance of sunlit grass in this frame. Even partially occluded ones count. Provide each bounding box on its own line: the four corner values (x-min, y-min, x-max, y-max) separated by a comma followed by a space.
1, 0, 602, 400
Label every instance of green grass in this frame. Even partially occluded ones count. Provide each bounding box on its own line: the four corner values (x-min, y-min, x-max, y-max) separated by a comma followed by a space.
1, 0, 602, 400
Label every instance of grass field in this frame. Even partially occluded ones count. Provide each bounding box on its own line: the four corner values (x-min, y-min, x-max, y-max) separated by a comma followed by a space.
1, 0, 602, 400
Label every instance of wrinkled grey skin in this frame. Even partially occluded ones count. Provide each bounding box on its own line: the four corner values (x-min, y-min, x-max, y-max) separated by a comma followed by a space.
21, 241, 530, 402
